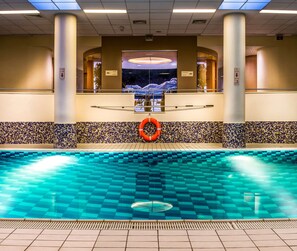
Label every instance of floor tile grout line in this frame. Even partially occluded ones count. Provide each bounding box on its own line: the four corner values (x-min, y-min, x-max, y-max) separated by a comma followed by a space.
243, 229, 261, 251
215, 229, 227, 251
272, 228, 295, 251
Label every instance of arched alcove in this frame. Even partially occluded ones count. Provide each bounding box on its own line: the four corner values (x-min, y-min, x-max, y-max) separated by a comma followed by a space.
83, 48, 102, 92
197, 47, 218, 91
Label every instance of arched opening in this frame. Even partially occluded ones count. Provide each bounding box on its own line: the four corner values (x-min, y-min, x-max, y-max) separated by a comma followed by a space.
197, 47, 218, 92
83, 48, 102, 92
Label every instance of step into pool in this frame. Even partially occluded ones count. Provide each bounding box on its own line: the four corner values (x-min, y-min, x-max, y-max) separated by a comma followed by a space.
0, 150, 297, 220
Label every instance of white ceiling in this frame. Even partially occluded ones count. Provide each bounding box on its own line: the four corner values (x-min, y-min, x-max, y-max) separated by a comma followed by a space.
0, 0, 296, 36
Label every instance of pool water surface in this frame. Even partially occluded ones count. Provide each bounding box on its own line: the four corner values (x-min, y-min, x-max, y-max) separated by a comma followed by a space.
0, 150, 297, 220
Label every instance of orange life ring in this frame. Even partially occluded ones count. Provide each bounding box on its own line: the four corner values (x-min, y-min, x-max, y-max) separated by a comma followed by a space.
139, 117, 161, 141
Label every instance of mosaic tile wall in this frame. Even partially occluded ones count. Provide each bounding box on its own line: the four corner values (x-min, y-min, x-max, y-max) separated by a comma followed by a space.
76, 122, 223, 143
246, 121, 297, 144
0, 121, 296, 144
222, 123, 246, 148
0, 122, 53, 144
54, 123, 77, 148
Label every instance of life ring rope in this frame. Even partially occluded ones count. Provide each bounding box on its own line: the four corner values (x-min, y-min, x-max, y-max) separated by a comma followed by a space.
139, 117, 161, 142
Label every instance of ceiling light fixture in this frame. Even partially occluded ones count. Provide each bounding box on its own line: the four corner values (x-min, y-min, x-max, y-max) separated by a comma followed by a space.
128, 57, 172, 65
0, 10, 40, 14
84, 9, 127, 14
173, 9, 216, 13
260, 10, 297, 14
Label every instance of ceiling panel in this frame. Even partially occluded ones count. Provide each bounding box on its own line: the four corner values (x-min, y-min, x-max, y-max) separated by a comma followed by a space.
0, 0, 296, 36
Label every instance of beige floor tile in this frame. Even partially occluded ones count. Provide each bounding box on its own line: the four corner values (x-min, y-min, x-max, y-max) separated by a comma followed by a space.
245, 229, 275, 235
0, 246, 28, 251
160, 249, 192, 251
159, 230, 187, 236
259, 247, 292, 251
94, 241, 126, 248
62, 241, 95, 248
159, 235, 189, 242
127, 241, 158, 248
60, 248, 93, 251
253, 240, 287, 247
193, 249, 225, 251
93, 249, 125, 251
0, 229, 14, 234
189, 235, 220, 242
291, 247, 297, 250
5, 234, 38, 240
70, 230, 100, 235
223, 241, 256, 248
30, 240, 64, 247
220, 235, 250, 241
13, 229, 42, 235
159, 241, 191, 248
248, 234, 280, 241
100, 230, 128, 236
225, 248, 258, 251
274, 228, 297, 234
128, 235, 158, 242
97, 235, 127, 241
128, 230, 157, 236
126, 249, 158, 251
285, 239, 297, 245
0, 239, 32, 246
26, 247, 59, 251
191, 241, 224, 248
42, 230, 71, 235
279, 233, 297, 239
37, 234, 68, 241
67, 234, 98, 241
188, 230, 217, 236
217, 230, 246, 236
0, 234, 9, 239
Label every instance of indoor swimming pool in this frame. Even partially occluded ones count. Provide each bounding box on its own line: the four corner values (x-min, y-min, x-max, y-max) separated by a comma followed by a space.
0, 150, 297, 220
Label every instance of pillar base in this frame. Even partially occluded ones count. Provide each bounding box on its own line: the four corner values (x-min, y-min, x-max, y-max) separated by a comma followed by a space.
54, 123, 77, 149
223, 123, 245, 148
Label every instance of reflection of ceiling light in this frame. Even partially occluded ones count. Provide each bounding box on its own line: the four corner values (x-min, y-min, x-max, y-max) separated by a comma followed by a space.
260, 10, 297, 14
0, 10, 40, 14
173, 9, 216, 13
128, 57, 172, 65
84, 9, 127, 13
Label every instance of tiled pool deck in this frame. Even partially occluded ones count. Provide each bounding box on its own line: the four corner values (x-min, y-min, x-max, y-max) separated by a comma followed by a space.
0, 143, 297, 251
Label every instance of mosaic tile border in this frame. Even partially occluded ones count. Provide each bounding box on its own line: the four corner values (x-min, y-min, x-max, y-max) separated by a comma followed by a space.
76, 122, 223, 143
246, 121, 297, 144
0, 121, 296, 145
0, 122, 53, 144
54, 123, 77, 149
222, 123, 246, 148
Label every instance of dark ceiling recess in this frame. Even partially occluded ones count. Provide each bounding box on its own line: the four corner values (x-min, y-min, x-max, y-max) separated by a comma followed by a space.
192, 19, 207, 24
133, 20, 147, 25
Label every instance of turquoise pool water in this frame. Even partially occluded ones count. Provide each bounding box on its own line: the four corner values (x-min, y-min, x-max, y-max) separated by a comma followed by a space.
0, 150, 297, 220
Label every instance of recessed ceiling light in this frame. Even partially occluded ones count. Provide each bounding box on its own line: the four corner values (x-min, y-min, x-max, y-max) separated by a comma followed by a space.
0, 10, 40, 14
133, 20, 147, 25
260, 9, 297, 14
128, 57, 172, 65
84, 9, 127, 14
173, 9, 216, 13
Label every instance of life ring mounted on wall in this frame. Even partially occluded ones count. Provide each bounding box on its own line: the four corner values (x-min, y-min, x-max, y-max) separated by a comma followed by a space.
139, 117, 161, 141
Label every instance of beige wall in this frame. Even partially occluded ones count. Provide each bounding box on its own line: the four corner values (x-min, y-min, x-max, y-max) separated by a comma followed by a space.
257, 42, 297, 90
1, 92, 297, 122
101, 36, 197, 90
0, 36, 54, 90
245, 55, 257, 91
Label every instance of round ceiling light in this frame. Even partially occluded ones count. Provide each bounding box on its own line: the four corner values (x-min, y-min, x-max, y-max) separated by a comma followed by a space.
128, 57, 172, 65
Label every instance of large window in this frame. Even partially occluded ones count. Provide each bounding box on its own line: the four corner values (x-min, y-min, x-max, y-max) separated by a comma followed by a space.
122, 50, 177, 112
